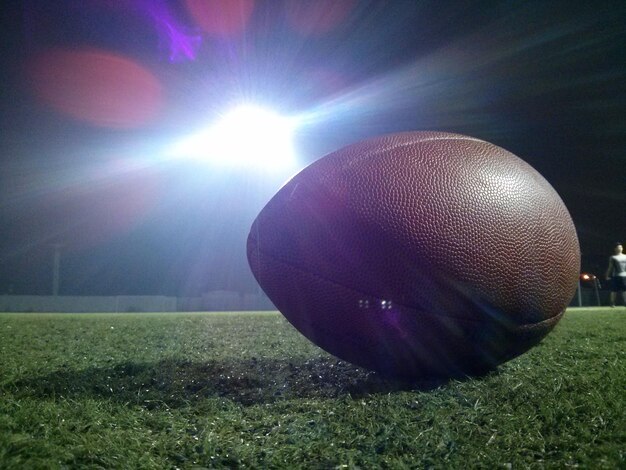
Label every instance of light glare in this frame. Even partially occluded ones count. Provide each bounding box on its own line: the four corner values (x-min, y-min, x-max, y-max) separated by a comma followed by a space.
169, 105, 297, 169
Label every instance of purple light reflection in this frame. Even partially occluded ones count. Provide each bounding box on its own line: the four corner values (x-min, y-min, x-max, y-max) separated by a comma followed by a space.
153, 14, 202, 62
381, 305, 409, 339
130, 0, 203, 62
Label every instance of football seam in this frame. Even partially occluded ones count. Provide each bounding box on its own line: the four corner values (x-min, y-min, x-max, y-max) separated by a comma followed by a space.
363, 133, 488, 148
252, 245, 563, 333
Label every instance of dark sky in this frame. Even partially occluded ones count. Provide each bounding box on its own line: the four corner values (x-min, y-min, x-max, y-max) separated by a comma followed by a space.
1, 0, 625, 296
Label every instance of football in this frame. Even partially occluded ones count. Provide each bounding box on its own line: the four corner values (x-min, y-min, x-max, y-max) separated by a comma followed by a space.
247, 131, 580, 378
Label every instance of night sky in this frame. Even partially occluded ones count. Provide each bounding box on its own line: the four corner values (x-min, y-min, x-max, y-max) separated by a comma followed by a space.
1, 0, 625, 296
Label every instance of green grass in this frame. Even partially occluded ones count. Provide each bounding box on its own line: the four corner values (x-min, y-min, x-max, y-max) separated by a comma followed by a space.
0, 309, 624, 468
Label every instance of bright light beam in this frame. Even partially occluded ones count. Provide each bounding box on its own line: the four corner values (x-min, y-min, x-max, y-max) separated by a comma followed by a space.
168, 105, 297, 170
296, 18, 587, 133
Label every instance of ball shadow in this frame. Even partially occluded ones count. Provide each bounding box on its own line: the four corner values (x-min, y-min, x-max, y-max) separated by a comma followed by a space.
9, 356, 469, 408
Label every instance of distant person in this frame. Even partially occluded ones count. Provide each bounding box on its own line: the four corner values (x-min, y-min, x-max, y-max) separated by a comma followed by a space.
605, 242, 626, 307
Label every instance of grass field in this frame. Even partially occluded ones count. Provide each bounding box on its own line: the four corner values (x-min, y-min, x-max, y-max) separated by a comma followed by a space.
0, 309, 624, 468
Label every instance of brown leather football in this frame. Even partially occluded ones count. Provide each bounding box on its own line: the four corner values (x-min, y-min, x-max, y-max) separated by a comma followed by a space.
247, 131, 580, 378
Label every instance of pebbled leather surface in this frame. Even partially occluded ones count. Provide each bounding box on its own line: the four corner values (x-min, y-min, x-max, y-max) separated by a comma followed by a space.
248, 131, 580, 377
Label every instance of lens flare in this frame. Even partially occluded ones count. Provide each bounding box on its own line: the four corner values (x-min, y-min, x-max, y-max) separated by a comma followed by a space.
285, 0, 356, 35
25, 48, 163, 128
185, 0, 255, 36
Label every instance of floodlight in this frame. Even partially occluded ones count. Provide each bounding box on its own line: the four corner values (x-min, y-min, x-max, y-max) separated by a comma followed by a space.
168, 105, 297, 170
